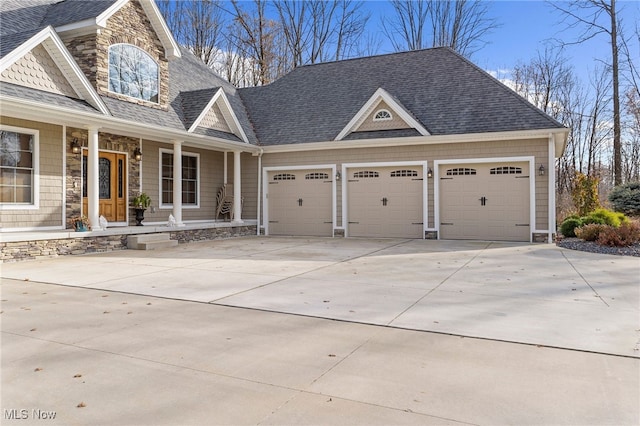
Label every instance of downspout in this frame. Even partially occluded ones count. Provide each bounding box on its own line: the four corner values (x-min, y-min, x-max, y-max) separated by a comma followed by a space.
256, 148, 263, 236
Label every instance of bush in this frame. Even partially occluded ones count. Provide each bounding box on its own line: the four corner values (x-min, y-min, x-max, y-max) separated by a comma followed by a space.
596, 222, 640, 247
572, 172, 600, 216
608, 182, 640, 216
560, 217, 583, 238
580, 215, 606, 225
575, 224, 608, 241
586, 208, 627, 227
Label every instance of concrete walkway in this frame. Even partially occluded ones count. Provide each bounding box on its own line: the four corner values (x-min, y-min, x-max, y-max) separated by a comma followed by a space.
1, 237, 639, 425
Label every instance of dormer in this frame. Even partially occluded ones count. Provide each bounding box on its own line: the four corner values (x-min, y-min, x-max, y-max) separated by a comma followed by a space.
58, 0, 179, 110
335, 88, 429, 140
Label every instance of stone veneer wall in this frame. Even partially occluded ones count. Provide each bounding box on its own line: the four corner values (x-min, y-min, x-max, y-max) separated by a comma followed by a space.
97, 0, 169, 109
65, 128, 142, 228
62, 0, 169, 109
1, 226, 256, 262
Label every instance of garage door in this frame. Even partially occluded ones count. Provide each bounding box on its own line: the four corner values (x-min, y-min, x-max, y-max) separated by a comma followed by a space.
267, 169, 333, 236
347, 166, 423, 238
439, 162, 530, 241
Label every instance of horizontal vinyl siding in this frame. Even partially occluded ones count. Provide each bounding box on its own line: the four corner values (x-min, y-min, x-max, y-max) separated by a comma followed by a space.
262, 138, 550, 231
0, 117, 63, 229
142, 141, 227, 222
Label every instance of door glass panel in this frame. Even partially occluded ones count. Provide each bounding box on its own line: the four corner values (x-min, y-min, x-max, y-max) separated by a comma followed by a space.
99, 158, 111, 199
82, 156, 87, 197
118, 159, 124, 198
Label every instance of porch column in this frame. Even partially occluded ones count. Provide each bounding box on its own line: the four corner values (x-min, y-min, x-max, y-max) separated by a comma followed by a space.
232, 150, 243, 224
87, 126, 100, 230
172, 140, 184, 226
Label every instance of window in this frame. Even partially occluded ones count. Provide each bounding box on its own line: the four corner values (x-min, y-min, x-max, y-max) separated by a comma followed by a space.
390, 170, 418, 177
446, 168, 476, 176
305, 172, 329, 180
109, 44, 159, 103
353, 171, 379, 178
373, 109, 392, 121
0, 128, 37, 206
160, 150, 199, 207
490, 166, 522, 175
273, 173, 296, 181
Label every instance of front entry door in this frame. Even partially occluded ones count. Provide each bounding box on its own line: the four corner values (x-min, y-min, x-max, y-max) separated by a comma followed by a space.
83, 151, 127, 222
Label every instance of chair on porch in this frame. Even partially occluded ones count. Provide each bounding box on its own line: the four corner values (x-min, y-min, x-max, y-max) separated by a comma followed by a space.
215, 184, 243, 220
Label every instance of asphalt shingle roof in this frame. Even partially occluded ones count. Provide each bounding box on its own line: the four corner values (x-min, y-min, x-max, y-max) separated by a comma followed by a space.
0, 81, 98, 112
0, 0, 256, 146
1, 1, 564, 149
239, 48, 565, 146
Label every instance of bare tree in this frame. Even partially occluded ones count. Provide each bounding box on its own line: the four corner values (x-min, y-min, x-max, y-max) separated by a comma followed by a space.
274, 0, 369, 67
382, 0, 498, 57
382, 0, 431, 51
428, 0, 497, 56
333, 1, 371, 60
184, 0, 225, 67
229, 0, 284, 85
157, 1, 225, 67
551, 0, 623, 184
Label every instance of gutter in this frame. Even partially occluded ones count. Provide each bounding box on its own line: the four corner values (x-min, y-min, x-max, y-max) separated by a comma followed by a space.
260, 128, 570, 158
0, 95, 261, 154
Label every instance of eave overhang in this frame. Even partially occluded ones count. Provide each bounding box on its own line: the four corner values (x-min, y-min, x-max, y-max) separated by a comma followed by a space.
263, 128, 569, 158
0, 94, 258, 153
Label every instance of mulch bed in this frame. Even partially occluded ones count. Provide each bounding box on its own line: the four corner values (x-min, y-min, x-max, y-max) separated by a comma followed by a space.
556, 238, 640, 257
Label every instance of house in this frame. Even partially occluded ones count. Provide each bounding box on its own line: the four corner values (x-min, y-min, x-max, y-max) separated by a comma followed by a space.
0, 0, 568, 261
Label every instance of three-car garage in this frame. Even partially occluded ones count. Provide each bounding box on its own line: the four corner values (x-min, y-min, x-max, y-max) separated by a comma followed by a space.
263, 158, 534, 242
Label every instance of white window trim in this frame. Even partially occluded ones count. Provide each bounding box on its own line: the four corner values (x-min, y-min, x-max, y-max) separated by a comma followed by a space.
108, 43, 160, 104
0, 125, 39, 210
158, 148, 200, 209
373, 109, 393, 122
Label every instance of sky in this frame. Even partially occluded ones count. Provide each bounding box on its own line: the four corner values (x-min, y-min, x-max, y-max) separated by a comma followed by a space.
362, 0, 640, 84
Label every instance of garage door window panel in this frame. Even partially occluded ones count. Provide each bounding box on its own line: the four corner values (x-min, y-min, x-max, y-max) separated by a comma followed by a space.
490, 166, 522, 175
390, 170, 418, 177
446, 168, 476, 176
273, 173, 295, 181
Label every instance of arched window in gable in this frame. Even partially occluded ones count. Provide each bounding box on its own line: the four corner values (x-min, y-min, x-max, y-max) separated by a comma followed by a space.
373, 109, 392, 121
108, 44, 159, 103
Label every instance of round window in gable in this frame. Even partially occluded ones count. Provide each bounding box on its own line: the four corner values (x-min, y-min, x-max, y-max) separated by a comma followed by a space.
373, 109, 392, 121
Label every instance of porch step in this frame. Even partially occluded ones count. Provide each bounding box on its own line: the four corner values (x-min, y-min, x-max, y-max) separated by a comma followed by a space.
127, 233, 178, 250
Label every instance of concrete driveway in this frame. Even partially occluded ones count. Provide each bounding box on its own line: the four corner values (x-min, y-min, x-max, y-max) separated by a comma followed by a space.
2, 237, 638, 357
2, 237, 639, 425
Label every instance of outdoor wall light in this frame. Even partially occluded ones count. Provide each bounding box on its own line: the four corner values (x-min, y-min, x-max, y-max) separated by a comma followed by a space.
427, 168, 433, 178
336, 170, 341, 181
538, 164, 545, 176
133, 147, 142, 161
71, 138, 81, 154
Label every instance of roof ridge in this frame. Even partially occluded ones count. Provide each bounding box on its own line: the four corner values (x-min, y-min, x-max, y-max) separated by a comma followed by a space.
294, 46, 453, 70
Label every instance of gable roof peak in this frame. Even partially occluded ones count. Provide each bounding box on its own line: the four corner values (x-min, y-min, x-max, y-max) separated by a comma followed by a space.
335, 87, 429, 141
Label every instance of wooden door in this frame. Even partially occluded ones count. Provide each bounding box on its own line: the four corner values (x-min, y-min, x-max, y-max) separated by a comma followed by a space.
83, 151, 127, 222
